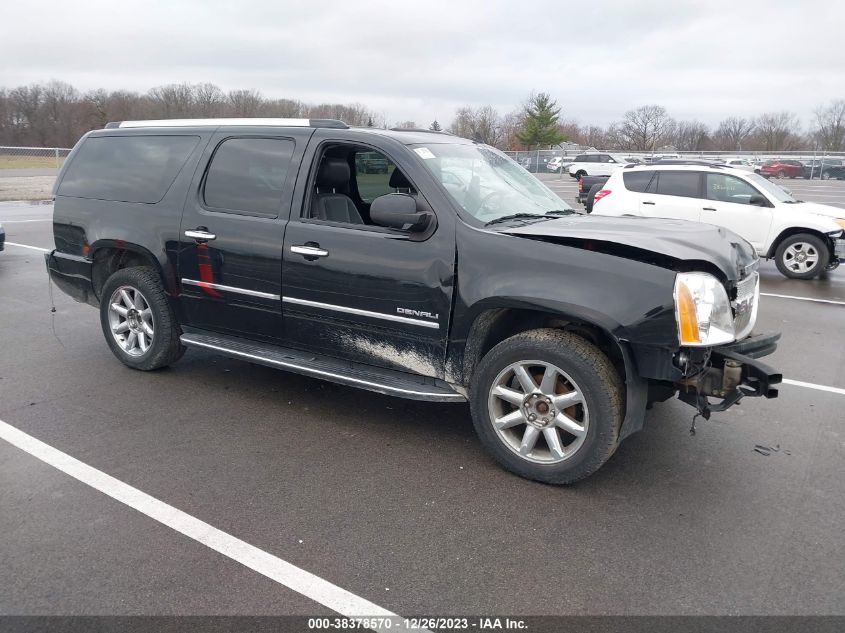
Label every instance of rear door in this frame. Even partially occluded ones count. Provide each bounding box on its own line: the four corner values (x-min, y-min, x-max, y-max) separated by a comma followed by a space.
702, 172, 772, 251
177, 128, 313, 342
639, 170, 703, 222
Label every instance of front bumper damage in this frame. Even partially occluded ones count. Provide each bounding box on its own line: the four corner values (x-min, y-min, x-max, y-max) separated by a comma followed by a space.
678, 332, 782, 419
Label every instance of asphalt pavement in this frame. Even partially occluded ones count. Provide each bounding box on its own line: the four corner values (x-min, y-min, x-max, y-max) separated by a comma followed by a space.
0, 195, 843, 618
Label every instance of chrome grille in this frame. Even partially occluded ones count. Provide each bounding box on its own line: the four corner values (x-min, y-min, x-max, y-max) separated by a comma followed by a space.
732, 272, 759, 340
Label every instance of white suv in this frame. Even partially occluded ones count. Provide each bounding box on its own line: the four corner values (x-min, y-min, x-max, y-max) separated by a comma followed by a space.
591, 164, 845, 279
567, 153, 629, 179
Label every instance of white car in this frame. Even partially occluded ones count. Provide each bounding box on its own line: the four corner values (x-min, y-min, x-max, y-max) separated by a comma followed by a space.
721, 158, 758, 173
591, 164, 845, 279
547, 156, 566, 172
567, 153, 629, 179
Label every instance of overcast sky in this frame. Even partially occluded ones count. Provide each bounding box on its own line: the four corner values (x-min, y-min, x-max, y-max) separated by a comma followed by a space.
2, 0, 843, 129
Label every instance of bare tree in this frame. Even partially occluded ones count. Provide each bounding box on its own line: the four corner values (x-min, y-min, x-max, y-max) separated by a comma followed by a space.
753, 111, 801, 151
714, 116, 755, 151
673, 120, 710, 151
393, 120, 417, 129
813, 99, 845, 151
614, 105, 675, 151
147, 83, 195, 118
193, 83, 226, 117
449, 105, 502, 146
226, 89, 265, 117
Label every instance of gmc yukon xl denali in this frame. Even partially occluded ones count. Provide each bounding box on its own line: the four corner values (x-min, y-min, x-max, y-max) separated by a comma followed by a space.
45, 119, 781, 484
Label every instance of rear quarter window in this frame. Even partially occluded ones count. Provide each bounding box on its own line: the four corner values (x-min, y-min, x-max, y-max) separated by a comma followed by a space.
654, 171, 701, 198
622, 170, 655, 193
58, 135, 200, 203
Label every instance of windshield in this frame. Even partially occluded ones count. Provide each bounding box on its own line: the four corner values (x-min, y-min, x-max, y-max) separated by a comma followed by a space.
412, 143, 573, 222
744, 172, 797, 202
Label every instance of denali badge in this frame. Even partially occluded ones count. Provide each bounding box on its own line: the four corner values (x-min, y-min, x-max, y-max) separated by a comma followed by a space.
398, 307, 439, 320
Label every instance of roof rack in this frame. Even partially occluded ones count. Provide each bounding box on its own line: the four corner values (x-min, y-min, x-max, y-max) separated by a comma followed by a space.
104, 118, 349, 129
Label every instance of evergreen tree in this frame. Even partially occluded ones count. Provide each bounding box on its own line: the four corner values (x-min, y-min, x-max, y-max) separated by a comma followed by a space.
429, 119, 442, 131
517, 93, 565, 148
366, 116, 374, 127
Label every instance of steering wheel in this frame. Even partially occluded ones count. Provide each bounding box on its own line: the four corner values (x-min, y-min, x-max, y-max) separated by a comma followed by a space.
475, 190, 509, 218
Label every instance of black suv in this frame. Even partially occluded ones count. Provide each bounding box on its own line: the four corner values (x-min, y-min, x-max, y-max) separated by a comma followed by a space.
45, 118, 781, 484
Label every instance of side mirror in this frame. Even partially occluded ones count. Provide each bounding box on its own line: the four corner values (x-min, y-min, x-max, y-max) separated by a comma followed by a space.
370, 193, 431, 232
749, 194, 768, 207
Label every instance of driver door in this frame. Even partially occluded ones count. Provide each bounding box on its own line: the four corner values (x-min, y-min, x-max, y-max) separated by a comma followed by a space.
281, 137, 455, 378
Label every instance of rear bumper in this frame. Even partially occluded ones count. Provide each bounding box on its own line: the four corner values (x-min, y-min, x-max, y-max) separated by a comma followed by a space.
45, 249, 97, 307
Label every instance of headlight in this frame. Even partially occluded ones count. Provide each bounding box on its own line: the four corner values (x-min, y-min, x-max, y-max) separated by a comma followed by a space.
674, 272, 735, 346
835, 219, 845, 231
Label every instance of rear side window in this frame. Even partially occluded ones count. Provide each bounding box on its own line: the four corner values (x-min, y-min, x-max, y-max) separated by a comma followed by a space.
623, 170, 655, 192
203, 138, 294, 216
58, 135, 199, 203
654, 171, 701, 198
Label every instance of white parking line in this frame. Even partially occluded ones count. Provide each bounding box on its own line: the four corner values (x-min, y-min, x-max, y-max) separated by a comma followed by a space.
761, 292, 845, 306
0, 418, 403, 624
4, 242, 50, 252
782, 379, 845, 396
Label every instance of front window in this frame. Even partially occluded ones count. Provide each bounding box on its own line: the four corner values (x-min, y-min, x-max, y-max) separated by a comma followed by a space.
706, 173, 758, 204
743, 172, 797, 202
412, 143, 573, 222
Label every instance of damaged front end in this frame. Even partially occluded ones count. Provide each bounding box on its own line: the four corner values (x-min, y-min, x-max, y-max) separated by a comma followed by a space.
677, 332, 782, 420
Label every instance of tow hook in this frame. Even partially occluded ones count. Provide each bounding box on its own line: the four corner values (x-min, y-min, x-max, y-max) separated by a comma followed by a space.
678, 359, 747, 421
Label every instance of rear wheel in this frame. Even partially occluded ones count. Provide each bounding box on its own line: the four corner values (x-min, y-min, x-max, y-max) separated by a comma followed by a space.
774, 233, 829, 279
575, 170, 587, 179
469, 329, 624, 484
99, 267, 185, 370
822, 171, 831, 180
777, 170, 786, 178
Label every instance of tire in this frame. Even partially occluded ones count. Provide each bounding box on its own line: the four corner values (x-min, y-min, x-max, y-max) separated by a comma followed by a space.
822, 171, 831, 180
585, 183, 602, 214
774, 233, 830, 279
99, 266, 185, 370
469, 329, 624, 485
575, 170, 587, 179
777, 170, 786, 179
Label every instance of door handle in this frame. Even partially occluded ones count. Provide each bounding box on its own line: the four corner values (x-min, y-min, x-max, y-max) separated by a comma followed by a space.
185, 229, 217, 242
291, 244, 329, 259
642, 201, 655, 206
702, 207, 717, 212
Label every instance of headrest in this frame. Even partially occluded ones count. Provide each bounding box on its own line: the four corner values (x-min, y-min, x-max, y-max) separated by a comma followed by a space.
389, 168, 412, 189
316, 158, 350, 188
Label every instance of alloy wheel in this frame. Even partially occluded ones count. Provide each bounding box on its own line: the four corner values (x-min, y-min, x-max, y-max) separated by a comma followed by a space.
107, 285, 155, 356
487, 360, 589, 464
782, 242, 819, 274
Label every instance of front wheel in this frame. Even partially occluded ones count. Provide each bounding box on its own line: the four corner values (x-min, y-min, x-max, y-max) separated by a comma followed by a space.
99, 266, 185, 370
469, 329, 624, 484
774, 233, 829, 279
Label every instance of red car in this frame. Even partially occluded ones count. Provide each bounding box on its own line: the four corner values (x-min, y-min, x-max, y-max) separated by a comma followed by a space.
760, 159, 803, 179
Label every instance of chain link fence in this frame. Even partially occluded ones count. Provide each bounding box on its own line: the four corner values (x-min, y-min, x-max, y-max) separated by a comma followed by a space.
0, 146, 72, 171
0, 146, 70, 201
504, 148, 845, 178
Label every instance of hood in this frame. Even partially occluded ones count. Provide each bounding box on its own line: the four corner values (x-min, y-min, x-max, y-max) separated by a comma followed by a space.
791, 201, 845, 220
501, 215, 757, 282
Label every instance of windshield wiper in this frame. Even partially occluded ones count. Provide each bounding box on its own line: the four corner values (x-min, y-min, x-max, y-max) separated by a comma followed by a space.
545, 209, 576, 216
485, 213, 550, 226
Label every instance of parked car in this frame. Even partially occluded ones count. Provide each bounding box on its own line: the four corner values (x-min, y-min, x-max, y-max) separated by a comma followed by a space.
802, 159, 844, 180
519, 155, 552, 173
591, 164, 845, 279
46, 118, 781, 484
721, 158, 757, 173
576, 174, 609, 210
760, 159, 803, 179
0, 221, 4, 252
567, 153, 629, 179
546, 156, 571, 172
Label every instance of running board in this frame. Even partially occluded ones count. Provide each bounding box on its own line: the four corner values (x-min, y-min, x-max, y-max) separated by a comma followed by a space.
180, 332, 466, 402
